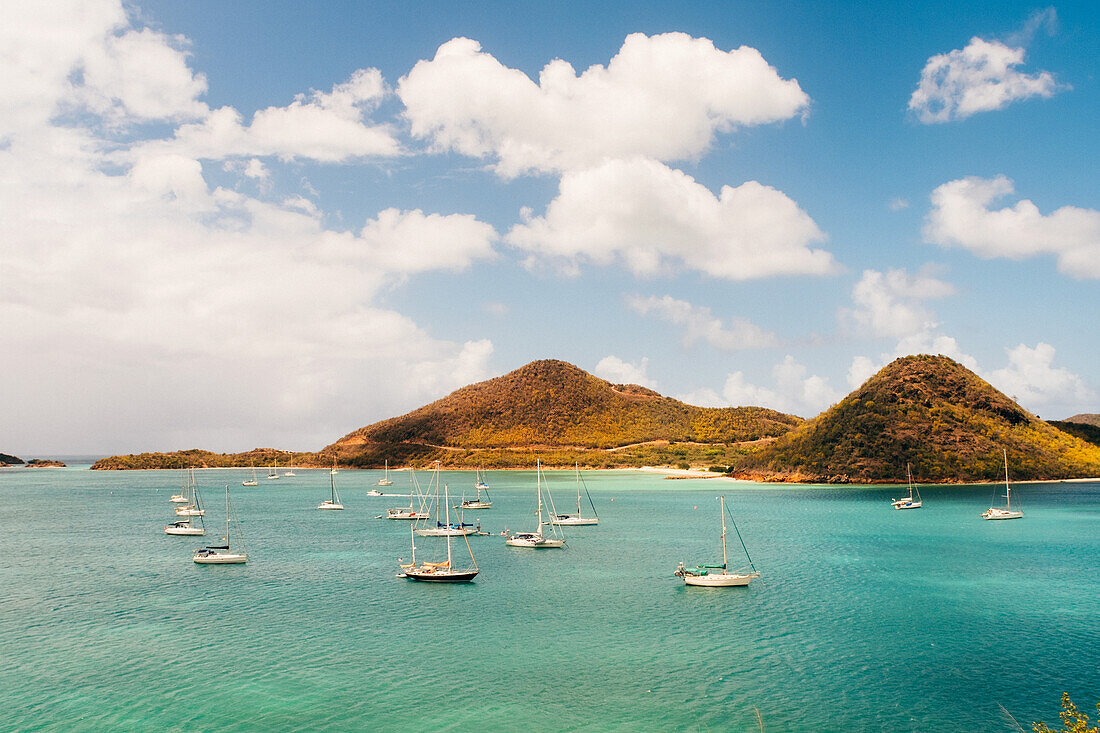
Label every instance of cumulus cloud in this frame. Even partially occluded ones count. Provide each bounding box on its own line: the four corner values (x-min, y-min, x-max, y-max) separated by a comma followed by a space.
593, 356, 658, 389
909, 36, 1064, 123
131, 68, 401, 163
0, 0, 496, 453
627, 294, 778, 350
681, 356, 840, 417
507, 157, 835, 280
925, 176, 1100, 278
399, 32, 809, 176
842, 268, 955, 339
988, 343, 1093, 409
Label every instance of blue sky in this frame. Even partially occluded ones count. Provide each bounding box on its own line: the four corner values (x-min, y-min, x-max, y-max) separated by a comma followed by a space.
1, 1, 1097, 454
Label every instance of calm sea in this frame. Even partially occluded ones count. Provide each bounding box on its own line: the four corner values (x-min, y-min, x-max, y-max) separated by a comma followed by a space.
1, 466, 1097, 731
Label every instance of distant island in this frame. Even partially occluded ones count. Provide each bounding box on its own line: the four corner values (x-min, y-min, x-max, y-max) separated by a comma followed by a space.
1, 452, 24, 467
91, 356, 1100, 483
25, 459, 67, 468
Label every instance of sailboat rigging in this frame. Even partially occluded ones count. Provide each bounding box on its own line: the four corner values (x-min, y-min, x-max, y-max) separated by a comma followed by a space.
551, 462, 599, 525
506, 460, 566, 548
891, 463, 922, 510
193, 485, 248, 564
981, 449, 1023, 520
675, 495, 760, 587
398, 483, 479, 582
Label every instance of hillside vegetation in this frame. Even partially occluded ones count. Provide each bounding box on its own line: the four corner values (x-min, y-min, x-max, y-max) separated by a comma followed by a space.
325, 359, 802, 464
92, 448, 321, 471
735, 354, 1100, 483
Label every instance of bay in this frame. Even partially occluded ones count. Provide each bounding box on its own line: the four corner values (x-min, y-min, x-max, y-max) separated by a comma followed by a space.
1, 466, 1097, 731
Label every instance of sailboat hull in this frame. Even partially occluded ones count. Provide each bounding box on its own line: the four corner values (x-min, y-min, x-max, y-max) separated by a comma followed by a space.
165, 526, 205, 535
891, 500, 922, 510
551, 516, 598, 525
982, 508, 1023, 520
683, 573, 756, 587
175, 508, 205, 516
169, 496, 188, 503
505, 536, 564, 548
415, 527, 476, 536
461, 501, 491, 509
387, 510, 429, 520
317, 502, 344, 510
193, 552, 248, 564
402, 569, 478, 583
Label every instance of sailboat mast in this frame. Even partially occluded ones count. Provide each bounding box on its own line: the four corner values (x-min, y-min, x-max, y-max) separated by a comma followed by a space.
224, 485, 231, 550
444, 484, 453, 567
330, 471, 336, 502
536, 460, 544, 533
1003, 448, 1011, 508
720, 496, 728, 569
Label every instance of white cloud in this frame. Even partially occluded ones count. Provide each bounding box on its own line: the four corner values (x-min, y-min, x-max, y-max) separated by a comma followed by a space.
593, 356, 658, 389
0, 3, 497, 453
627, 294, 778, 350
132, 68, 401, 163
888, 197, 909, 211
79, 27, 209, 123
507, 157, 835, 280
681, 356, 840, 417
925, 176, 1100, 278
398, 33, 809, 176
988, 342, 1093, 410
843, 268, 955, 339
481, 301, 509, 317
909, 36, 1064, 123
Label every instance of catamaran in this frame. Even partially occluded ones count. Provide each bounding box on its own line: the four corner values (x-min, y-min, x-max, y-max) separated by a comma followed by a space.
194, 485, 248, 564
386, 468, 430, 520
891, 463, 922, 510
461, 468, 492, 509
506, 460, 565, 548
317, 467, 344, 510
398, 485, 478, 582
982, 449, 1023, 520
241, 463, 259, 487
551, 462, 599, 525
675, 496, 760, 587
377, 459, 394, 487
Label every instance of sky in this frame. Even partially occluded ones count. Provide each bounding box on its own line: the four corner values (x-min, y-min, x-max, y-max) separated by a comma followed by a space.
1, 0, 1097, 455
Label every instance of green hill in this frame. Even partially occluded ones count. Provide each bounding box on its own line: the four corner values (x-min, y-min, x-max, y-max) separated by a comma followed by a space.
326, 359, 803, 468
734, 354, 1100, 483
92, 448, 319, 471
1049, 420, 1100, 448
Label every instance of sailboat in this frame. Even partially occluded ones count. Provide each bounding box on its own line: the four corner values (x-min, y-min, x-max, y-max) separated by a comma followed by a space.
169, 468, 190, 503
551, 463, 599, 525
461, 468, 492, 509
266, 459, 280, 480
241, 463, 259, 487
398, 484, 478, 582
377, 459, 394, 487
675, 496, 760, 587
416, 472, 476, 536
891, 463, 922, 510
506, 461, 566, 548
317, 467, 344, 510
174, 470, 205, 516
165, 513, 204, 535
194, 485, 248, 564
283, 465, 296, 477
982, 449, 1023, 520
386, 468, 430, 520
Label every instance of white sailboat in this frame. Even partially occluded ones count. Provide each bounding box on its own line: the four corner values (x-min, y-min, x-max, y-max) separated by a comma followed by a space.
386, 468, 430, 520
675, 496, 760, 587
174, 470, 205, 516
267, 459, 279, 480
506, 461, 565, 548
398, 484, 478, 582
891, 463, 923, 510
461, 468, 492, 509
416, 469, 476, 536
551, 463, 599, 525
982, 449, 1023, 520
377, 459, 393, 487
283, 465, 296, 477
165, 516, 204, 535
317, 467, 344, 510
241, 463, 259, 487
169, 468, 189, 503
194, 485, 248, 564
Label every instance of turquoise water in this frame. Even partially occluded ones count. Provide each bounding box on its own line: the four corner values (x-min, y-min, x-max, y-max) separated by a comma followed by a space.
1, 467, 1097, 731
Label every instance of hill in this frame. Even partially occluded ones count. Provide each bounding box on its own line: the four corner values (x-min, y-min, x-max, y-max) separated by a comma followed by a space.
1048, 420, 1100, 448
92, 448, 319, 471
1064, 413, 1100, 428
1, 452, 24, 466
734, 354, 1100, 483
325, 359, 803, 468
